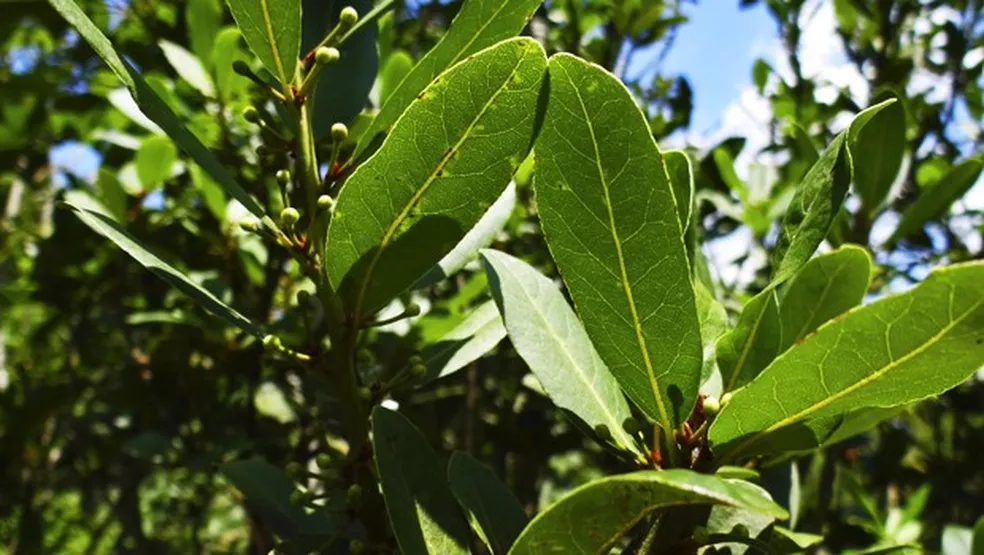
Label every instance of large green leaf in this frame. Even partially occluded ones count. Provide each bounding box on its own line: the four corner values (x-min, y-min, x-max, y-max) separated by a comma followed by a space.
534, 53, 701, 431
850, 95, 905, 214
891, 158, 984, 243
480, 250, 643, 458
226, 0, 300, 88
49, 0, 267, 219
779, 245, 872, 351
303, 0, 378, 133
65, 202, 262, 337
716, 289, 781, 393
413, 300, 506, 383
710, 261, 984, 462
351, 0, 542, 161
325, 37, 546, 319
448, 452, 527, 554
372, 407, 470, 555
508, 470, 787, 554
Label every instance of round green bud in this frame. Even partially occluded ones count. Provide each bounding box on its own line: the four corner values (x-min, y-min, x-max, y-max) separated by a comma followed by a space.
232, 60, 251, 75
255, 144, 270, 157
594, 424, 613, 442
622, 418, 642, 436
315, 46, 340, 65
348, 540, 365, 554
242, 106, 261, 124
404, 303, 421, 317
339, 6, 359, 27
276, 169, 291, 185
358, 387, 372, 401
703, 396, 720, 417
410, 364, 427, 378
316, 453, 331, 468
692, 525, 710, 544
239, 217, 260, 233
721, 392, 733, 408
280, 207, 300, 227
317, 195, 335, 210
289, 489, 306, 506
285, 461, 302, 477
346, 484, 363, 508
330, 122, 349, 142
262, 334, 282, 350
408, 355, 423, 366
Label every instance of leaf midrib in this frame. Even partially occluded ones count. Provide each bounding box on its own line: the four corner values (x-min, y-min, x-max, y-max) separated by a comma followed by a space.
556, 60, 672, 431
258, 0, 289, 87
351, 47, 531, 319
725, 292, 984, 461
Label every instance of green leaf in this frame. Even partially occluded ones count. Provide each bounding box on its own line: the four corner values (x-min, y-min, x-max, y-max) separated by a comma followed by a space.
769, 527, 823, 552
186, 0, 223, 66
665, 149, 695, 233
213, 27, 249, 98
303, 0, 378, 133
221, 459, 342, 543
49, 0, 267, 219
705, 481, 780, 555
135, 136, 178, 187
96, 168, 128, 221
850, 95, 905, 213
448, 452, 527, 554
64, 201, 262, 337
225, 0, 300, 88
779, 245, 872, 351
352, 0, 543, 161
325, 37, 547, 319
372, 407, 470, 555
414, 300, 506, 383
973, 515, 984, 555
819, 405, 907, 448
943, 526, 973, 555
891, 157, 984, 243
508, 470, 788, 554
159, 39, 216, 97
696, 280, 728, 393
752, 58, 771, 92
716, 289, 781, 393
380, 50, 415, 104
533, 53, 701, 431
710, 261, 984, 462
480, 249, 643, 458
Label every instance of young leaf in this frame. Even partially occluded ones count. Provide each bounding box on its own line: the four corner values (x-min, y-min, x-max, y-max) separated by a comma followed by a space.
508, 470, 787, 554
891, 157, 984, 243
325, 38, 547, 319
710, 261, 984, 462
225, 0, 300, 89
413, 300, 506, 383
49, 0, 267, 219
159, 39, 216, 97
534, 53, 702, 431
448, 452, 527, 554
665, 149, 695, 234
372, 407, 470, 555
480, 249, 643, 458
716, 289, 781, 393
779, 245, 872, 351
380, 50, 415, 104
135, 136, 178, 187
186, 0, 223, 66
65, 202, 262, 337
352, 0, 543, 161
850, 94, 905, 214
696, 281, 729, 392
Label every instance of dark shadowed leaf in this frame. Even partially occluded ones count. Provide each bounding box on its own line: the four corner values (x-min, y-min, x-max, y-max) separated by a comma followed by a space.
448, 452, 527, 554
716, 289, 780, 393
414, 300, 506, 383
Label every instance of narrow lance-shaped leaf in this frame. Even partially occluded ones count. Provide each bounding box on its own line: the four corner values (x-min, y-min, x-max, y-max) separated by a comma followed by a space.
325, 37, 547, 319
665, 149, 695, 234
534, 53, 702, 431
716, 288, 780, 394
448, 452, 527, 555
508, 470, 788, 555
891, 157, 984, 244
226, 0, 300, 89
481, 250, 643, 458
49, 0, 267, 219
710, 261, 984, 462
696, 280, 729, 395
65, 202, 262, 337
351, 0, 543, 161
412, 300, 506, 384
779, 245, 872, 351
372, 407, 470, 555
850, 93, 905, 214
159, 39, 216, 97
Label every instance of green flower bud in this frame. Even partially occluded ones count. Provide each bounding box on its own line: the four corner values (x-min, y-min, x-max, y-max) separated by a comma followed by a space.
232, 60, 251, 75
315, 46, 340, 65
239, 217, 260, 233
242, 106, 261, 124
262, 334, 282, 350
692, 525, 710, 544
346, 484, 363, 509
317, 195, 335, 210
404, 303, 421, 317
358, 387, 372, 401
410, 364, 427, 378
721, 392, 733, 408
594, 424, 613, 441
622, 418, 642, 436
276, 169, 291, 185
255, 144, 270, 157
285, 461, 302, 477
330, 122, 349, 142
703, 396, 720, 417
316, 453, 331, 468
348, 540, 365, 554
339, 6, 359, 27
280, 207, 300, 227
289, 489, 306, 506
408, 355, 423, 366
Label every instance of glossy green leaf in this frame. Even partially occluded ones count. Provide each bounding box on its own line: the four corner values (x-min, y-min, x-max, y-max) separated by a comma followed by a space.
710, 261, 984, 462
850, 95, 905, 213
380, 50, 415, 104
696, 280, 728, 392
352, 0, 542, 161
49, 0, 267, 219
64, 201, 262, 337
448, 452, 527, 554
891, 158, 984, 243
819, 405, 908, 448
779, 245, 872, 350
534, 53, 701, 430
481, 249, 642, 457
665, 149, 695, 233
96, 168, 127, 221
221, 459, 343, 543
508, 470, 787, 555
414, 300, 506, 383
705, 481, 780, 555
325, 37, 547, 319
303, 0, 378, 133
135, 136, 178, 187
213, 27, 249, 98
372, 407, 470, 555
159, 39, 216, 97
186, 0, 223, 66
225, 0, 300, 88
770, 527, 823, 552
717, 289, 781, 393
